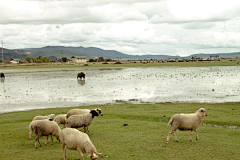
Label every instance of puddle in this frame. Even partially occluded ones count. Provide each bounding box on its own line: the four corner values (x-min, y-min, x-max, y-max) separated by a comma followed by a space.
1, 66, 240, 113
202, 123, 240, 129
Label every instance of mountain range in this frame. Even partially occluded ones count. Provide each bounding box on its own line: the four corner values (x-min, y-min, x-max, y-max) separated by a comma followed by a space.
1, 46, 240, 61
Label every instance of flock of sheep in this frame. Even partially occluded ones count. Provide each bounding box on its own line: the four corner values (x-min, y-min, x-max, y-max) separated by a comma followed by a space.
28, 107, 208, 160
29, 108, 103, 160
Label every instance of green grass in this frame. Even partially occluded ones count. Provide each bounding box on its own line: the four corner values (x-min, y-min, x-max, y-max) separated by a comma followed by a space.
0, 103, 239, 160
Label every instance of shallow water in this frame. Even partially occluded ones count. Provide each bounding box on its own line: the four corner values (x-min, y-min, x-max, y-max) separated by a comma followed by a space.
0, 66, 240, 113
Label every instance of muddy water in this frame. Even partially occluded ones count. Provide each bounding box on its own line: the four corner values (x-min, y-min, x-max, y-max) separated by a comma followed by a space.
0, 66, 240, 113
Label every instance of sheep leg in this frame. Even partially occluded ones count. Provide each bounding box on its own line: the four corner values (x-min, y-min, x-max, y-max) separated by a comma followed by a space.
29, 131, 32, 140
35, 136, 42, 149
77, 148, 84, 160
50, 134, 54, 145
45, 136, 49, 146
173, 132, 179, 142
83, 126, 87, 133
166, 129, 179, 145
195, 129, 198, 140
61, 143, 67, 160
190, 130, 193, 142
84, 126, 90, 133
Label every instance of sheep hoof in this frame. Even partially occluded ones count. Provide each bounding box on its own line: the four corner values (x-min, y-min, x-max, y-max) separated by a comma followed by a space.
190, 140, 192, 142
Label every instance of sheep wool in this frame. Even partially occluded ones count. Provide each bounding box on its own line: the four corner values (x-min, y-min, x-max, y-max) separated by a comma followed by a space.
54, 114, 67, 125
32, 114, 55, 121
65, 110, 99, 133
59, 128, 100, 160
66, 108, 103, 118
166, 108, 208, 145
30, 120, 61, 149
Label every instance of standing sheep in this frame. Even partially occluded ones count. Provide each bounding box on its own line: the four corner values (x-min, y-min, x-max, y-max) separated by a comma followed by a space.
54, 114, 67, 125
30, 120, 61, 149
65, 110, 99, 133
32, 114, 55, 121
66, 108, 103, 118
166, 108, 208, 145
59, 128, 101, 160
29, 118, 53, 140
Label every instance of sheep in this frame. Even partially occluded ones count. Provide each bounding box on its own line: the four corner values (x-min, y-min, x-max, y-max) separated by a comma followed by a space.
54, 114, 67, 125
65, 109, 99, 133
30, 120, 61, 149
59, 128, 101, 160
166, 108, 208, 145
29, 118, 53, 140
32, 114, 55, 121
66, 108, 103, 119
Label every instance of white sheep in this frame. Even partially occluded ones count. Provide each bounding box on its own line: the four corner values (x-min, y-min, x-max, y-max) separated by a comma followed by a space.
54, 114, 67, 125
29, 118, 52, 140
166, 108, 208, 145
32, 114, 55, 121
30, 120, 61, 149
66, 108, 103, 118
65, 110, 99, 133
59, 128, 101, 160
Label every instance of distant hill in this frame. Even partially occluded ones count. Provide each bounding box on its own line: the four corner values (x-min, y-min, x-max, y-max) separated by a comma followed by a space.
1, 48, 27, 60
1, 46, 239, 61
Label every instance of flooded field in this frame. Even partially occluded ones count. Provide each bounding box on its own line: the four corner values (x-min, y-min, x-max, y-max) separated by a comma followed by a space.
0, 66, 240, 113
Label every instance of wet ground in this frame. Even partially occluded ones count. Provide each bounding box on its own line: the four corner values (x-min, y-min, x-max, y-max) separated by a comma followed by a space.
0, 66, 240, 113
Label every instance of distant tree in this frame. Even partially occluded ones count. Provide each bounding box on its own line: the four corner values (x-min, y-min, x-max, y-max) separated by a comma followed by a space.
25, 56, 31, 63
42, 57, 50, 63
88, 59, 97, 62
62, 57, 67, 62
31, 57, 35, 63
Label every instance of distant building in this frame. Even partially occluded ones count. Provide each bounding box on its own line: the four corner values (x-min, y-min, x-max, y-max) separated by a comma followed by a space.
10, 59, 20, 64
71, 56, 87, 63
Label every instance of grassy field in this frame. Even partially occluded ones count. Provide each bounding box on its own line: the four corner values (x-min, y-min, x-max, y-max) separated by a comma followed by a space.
0, 103, 239, 160
0, 58, 240, 71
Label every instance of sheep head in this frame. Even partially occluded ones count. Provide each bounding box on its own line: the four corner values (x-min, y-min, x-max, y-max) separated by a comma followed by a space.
96, 108, 103, 116
198, 108, 208, 117
89, 152, 101, 160
90, 110, 99, 118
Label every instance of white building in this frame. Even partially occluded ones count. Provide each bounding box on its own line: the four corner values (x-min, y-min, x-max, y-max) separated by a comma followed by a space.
71, 56, 87, 64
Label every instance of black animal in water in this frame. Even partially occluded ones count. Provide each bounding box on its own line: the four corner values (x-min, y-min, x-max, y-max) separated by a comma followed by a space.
0, 73, 5, 82
77, 72, 85, 80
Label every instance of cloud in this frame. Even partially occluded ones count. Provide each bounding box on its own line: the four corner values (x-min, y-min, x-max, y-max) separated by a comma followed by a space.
0, 0, 240, 56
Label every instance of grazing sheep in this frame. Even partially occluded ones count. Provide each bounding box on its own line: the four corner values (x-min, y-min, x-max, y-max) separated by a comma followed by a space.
166, 108, 208, 145
30, 120, 61, 149
65, 110, 99, 133
29, 118, 53, 140
54, 114, 67, 125
66, 108, 103, 119
59, 128, 101, 160
32, 114, 55, 121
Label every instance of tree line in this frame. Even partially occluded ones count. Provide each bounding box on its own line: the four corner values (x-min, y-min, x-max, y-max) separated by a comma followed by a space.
25, 56, 50, 63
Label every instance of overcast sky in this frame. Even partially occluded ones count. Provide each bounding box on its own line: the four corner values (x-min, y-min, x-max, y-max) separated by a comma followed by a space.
0, 0, 240, 56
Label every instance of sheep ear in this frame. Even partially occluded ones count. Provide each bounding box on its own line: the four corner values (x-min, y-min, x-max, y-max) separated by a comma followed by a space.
97, 152, 102, 155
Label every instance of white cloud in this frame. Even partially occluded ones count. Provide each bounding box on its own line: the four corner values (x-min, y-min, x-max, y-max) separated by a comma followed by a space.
0, 0, 240, 56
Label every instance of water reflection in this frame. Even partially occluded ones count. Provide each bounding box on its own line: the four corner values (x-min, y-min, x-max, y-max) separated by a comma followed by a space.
0, 66, 240, 113
77, 79, 85, 85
